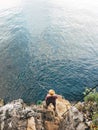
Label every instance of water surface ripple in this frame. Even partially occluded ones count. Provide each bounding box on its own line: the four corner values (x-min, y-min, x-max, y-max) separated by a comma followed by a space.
0, 0, 98, 103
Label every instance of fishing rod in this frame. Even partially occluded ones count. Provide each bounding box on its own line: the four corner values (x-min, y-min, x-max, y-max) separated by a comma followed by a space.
62, 84, 98, 117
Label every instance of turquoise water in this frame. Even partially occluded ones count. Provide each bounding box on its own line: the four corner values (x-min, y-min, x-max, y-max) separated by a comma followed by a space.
0, 0, 98, 103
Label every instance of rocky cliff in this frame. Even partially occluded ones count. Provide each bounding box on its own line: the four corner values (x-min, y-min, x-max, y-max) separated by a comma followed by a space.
0, 97, 94, 130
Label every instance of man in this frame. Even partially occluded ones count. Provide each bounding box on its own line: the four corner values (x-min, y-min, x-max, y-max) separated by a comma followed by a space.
45, 89, 58, 111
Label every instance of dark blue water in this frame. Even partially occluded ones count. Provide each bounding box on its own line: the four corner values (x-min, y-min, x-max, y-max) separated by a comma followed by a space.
0, 0, 98, 103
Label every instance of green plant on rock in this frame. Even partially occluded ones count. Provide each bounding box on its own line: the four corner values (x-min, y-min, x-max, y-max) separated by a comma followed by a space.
92, 113, 98, 128
83, 87, 98, 129
84, 93, 95, 102
95, 93, 98, 104
83, 87, 98, 104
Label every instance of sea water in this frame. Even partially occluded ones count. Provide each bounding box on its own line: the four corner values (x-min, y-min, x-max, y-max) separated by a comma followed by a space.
0, 0, 98, 103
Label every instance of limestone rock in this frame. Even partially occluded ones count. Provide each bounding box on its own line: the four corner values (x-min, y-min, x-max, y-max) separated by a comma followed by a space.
42, 110, 55, 121
0, 99, 35, 130
76, 122, 88, 130
0, 97, 94, 130
56, 96, 71, 118
27, 117, 36, 130
45, 121, 59, 130
59, 106, 89, 130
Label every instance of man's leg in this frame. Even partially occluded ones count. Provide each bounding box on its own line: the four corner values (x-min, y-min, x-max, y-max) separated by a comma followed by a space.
46, 100, 50, 109
52, 101, 56, 111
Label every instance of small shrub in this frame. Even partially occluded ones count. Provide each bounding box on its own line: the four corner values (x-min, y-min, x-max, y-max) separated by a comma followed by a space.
84, 93, 95, 102
95, 93, 98, 104
83, 88, 98, 104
